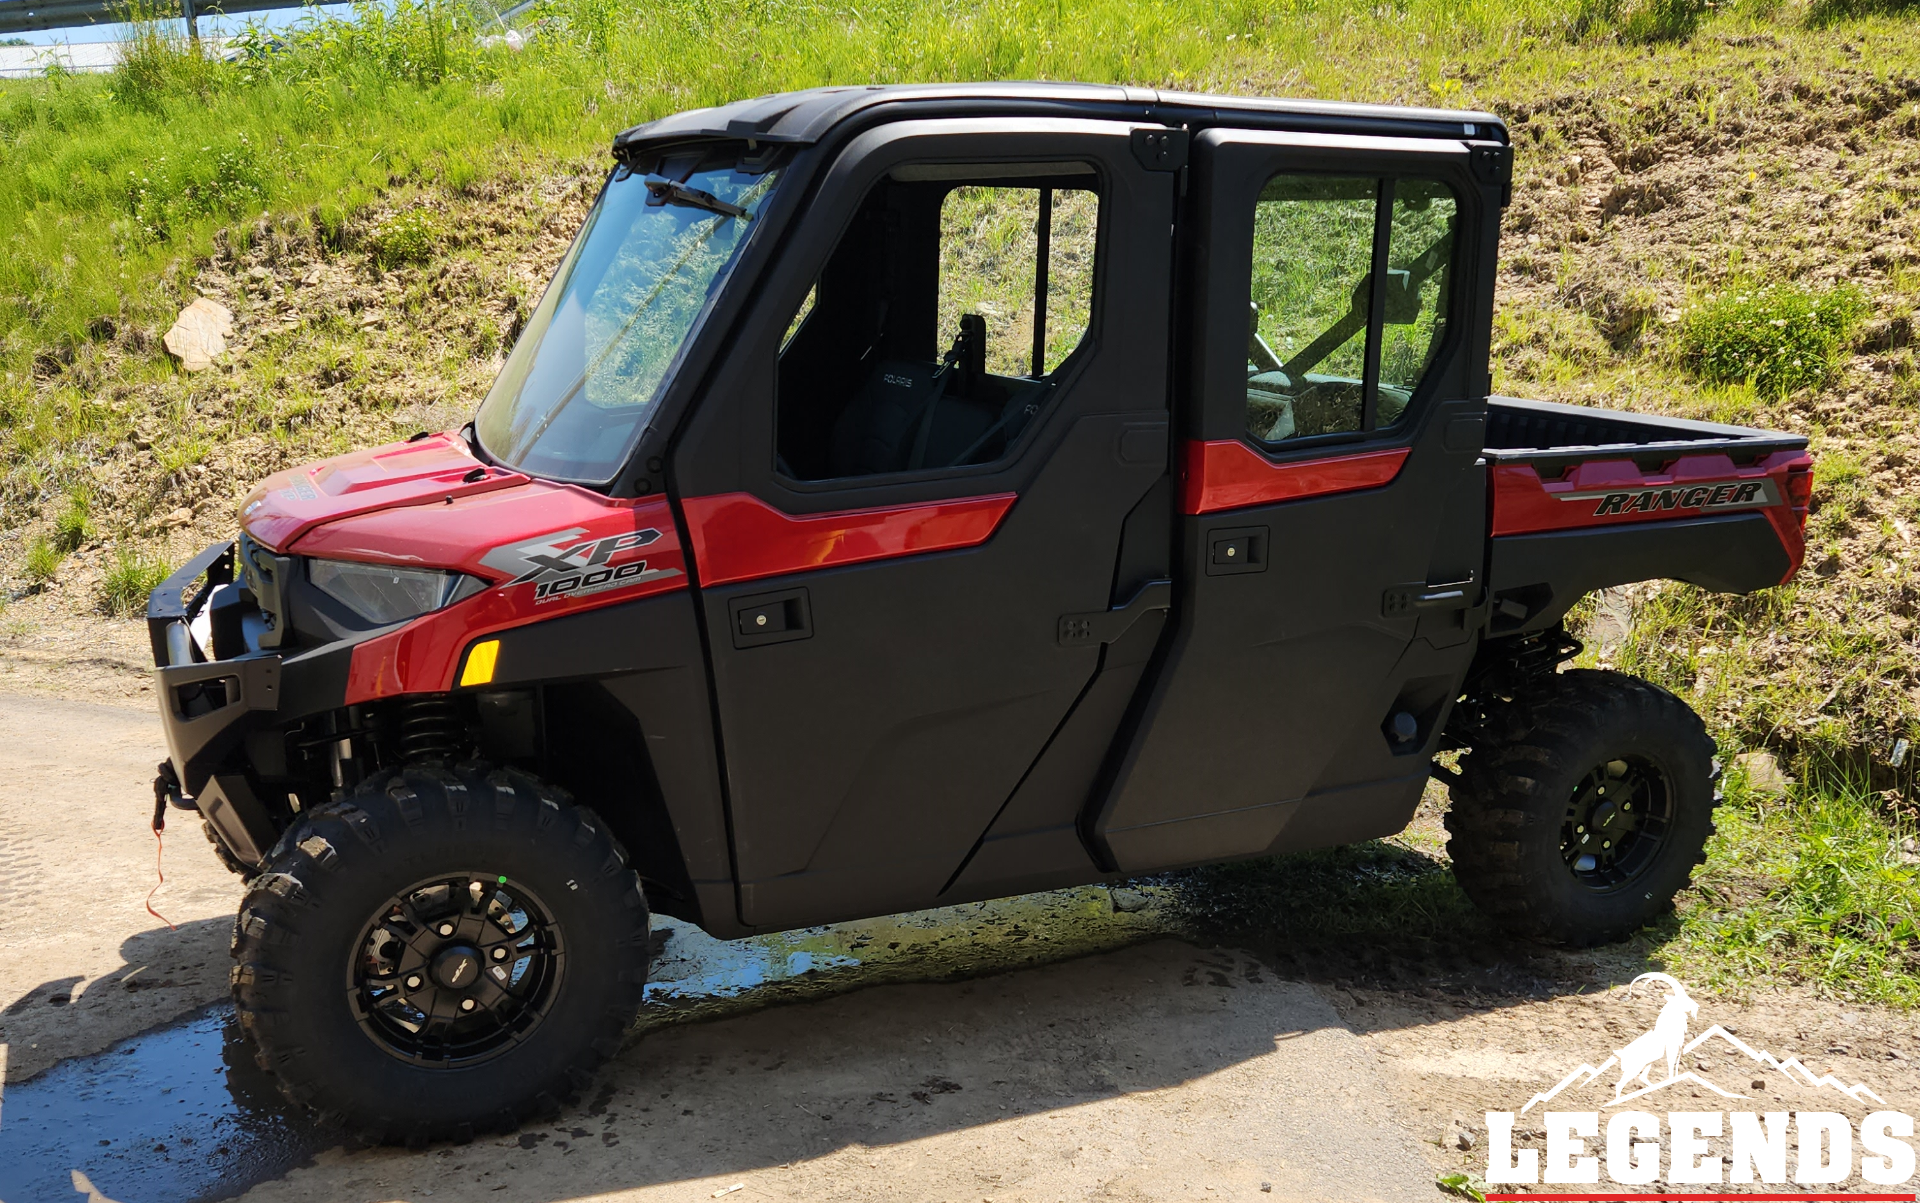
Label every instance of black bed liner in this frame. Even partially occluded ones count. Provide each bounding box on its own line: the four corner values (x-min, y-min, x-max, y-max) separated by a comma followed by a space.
1485, 396, 1808, 474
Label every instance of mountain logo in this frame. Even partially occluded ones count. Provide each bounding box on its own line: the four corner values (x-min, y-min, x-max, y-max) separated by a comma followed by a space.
1483, 972, 1913, 1187
1519, 972, 1886, 1114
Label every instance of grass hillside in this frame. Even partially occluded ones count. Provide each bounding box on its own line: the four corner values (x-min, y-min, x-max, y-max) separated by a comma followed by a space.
2, 0, 1917, 1001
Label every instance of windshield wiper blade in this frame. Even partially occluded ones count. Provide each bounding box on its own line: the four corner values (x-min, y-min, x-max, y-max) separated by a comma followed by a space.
644, 175, 748, 219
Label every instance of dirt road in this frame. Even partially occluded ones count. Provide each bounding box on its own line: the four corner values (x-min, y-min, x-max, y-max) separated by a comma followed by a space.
3, 688, 1917, 1203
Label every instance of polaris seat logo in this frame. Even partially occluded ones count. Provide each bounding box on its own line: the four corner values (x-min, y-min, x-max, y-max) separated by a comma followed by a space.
1558, 478, 1781, 517
479, 527, 682, 604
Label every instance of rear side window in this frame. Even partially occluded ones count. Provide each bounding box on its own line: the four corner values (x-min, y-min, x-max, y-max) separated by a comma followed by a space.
773, 164, 1101, 482
1246, 174, 1457, 445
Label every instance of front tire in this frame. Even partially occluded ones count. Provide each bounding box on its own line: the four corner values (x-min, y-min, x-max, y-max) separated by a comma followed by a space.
1445, 669, 1718, 947
230, 763, 649, 1143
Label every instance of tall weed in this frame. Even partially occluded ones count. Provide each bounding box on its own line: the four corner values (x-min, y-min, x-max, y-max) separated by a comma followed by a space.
111, 0, 228, 113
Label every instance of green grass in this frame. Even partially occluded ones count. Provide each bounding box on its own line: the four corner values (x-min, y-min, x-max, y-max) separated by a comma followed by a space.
1574, 0, 1710, 42
99, 544, 169, 615
365, 207, 442, 269
1678, 281, 1867, 398
1174, 836, 1492, 950
50, 491, 91, 552
22, 534, 61, 584
1669, 765, 1920, 1007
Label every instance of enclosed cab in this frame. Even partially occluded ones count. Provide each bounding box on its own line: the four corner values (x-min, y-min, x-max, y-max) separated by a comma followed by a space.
145, 84, 1810, 1141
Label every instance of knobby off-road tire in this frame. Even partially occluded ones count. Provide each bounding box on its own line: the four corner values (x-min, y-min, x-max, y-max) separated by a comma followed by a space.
204, 817, 253, 876
1445, 669, 1719, 947
230, 762, 649, 1144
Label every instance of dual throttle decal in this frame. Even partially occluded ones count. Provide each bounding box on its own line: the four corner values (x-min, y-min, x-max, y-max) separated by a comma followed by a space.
1557, 478, 1780, 518
479, 527, 680, 603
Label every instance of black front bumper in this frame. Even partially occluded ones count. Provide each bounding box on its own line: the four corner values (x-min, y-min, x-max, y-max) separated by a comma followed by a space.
148, 541, 352, 867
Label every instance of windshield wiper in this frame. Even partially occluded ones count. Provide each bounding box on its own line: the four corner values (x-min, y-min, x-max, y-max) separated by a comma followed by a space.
644, 175, 748, 219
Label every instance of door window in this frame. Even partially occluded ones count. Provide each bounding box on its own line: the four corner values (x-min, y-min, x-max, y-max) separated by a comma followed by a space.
1246, 174, 1457, 445
774, 164, 1100, 482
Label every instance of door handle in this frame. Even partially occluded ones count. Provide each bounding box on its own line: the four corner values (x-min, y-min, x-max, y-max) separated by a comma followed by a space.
1381, 577, 1476, 618
1058, 579, 1172, 647
728, 588, 812, 649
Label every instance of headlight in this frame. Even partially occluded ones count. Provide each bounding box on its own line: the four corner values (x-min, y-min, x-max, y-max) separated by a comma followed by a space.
308, 559, 485, 625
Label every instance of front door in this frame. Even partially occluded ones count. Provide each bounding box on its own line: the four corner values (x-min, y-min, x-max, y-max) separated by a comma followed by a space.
670, 118, 1178, 929
1090, 128, 1504, 873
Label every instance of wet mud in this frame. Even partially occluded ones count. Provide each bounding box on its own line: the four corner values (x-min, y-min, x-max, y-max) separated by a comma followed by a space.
0, 883, 1182, 1203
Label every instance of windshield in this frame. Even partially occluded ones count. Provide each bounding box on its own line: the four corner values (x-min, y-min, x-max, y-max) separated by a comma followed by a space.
474, 157, 781, 483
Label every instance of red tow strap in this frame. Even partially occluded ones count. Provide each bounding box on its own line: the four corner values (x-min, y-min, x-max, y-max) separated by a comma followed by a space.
148, 762, 178, 931
146, 825, 176, 932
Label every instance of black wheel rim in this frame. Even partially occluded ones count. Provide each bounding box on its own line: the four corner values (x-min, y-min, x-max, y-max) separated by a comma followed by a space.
348, 873, 565, 1067
1560, 756, 1674, 891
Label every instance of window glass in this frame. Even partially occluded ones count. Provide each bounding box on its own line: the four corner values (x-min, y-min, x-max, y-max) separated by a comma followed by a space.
1247, 175, 1376, 442
1381, 179, 1457, 398
475, 160, 781, 483
781, 283, 816, 350
937, 186, 1097, 377
774, 166, 1100, 482
1245, 174, 1458, 444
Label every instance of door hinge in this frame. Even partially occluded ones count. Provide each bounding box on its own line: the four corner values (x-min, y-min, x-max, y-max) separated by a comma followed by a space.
1130, 128, 1189, 173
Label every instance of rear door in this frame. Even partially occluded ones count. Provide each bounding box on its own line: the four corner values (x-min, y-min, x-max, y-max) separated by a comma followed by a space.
669, 118, 1178, 929
1089, 128, 1504, 872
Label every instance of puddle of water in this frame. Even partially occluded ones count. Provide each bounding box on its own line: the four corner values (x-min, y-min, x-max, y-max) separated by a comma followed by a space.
0, 883, 1183, 1203
0, 1005, 327, 1203
641, 882, 1182, 1029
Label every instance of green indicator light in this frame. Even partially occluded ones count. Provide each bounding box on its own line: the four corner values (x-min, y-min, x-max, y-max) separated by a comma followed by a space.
497, 875, 507, 885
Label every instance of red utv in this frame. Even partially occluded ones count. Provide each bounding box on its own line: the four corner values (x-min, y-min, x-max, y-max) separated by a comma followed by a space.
145, 83, 1812, 1140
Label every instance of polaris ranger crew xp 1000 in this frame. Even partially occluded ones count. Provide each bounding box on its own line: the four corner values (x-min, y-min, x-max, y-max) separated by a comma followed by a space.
147, 84, 1814, 1140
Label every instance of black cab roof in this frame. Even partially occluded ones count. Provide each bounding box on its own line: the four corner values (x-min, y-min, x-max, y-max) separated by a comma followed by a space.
611, 82, 1507, 157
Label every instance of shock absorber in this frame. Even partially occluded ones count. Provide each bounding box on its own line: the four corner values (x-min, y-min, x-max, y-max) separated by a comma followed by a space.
397, 697, 466, 763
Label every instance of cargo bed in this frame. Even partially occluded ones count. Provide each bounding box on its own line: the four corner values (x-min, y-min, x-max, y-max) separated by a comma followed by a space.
1482, 397, 1813, 637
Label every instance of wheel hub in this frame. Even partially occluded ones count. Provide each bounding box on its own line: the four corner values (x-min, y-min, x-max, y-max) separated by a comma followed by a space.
431, 945, 482, 990
1560, 756, 1674, 890
349, 873, 565, 1067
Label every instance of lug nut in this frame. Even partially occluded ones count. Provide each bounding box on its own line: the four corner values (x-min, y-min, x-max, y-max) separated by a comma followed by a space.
460, 999, 477, 1012
438, 923, 455, 937
492, 948, 508, 961
406, 975, 422, 990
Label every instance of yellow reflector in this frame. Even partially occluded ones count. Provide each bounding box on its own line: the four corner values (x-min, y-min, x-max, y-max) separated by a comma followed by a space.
459, 639, 500, 687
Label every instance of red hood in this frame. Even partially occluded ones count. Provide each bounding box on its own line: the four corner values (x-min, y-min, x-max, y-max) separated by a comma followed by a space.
241, 436, 691, 702
240, 433, 528, 552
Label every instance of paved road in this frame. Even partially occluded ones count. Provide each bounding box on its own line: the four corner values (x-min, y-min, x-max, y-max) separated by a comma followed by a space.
0, 693, 1441, 1203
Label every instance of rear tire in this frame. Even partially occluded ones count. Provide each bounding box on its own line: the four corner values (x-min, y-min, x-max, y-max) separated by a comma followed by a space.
230, 762, 649, 1143
1445, 669, 1718, 947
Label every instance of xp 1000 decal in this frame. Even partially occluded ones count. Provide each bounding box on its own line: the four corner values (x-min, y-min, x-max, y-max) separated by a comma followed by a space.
479, 526, 681, 603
